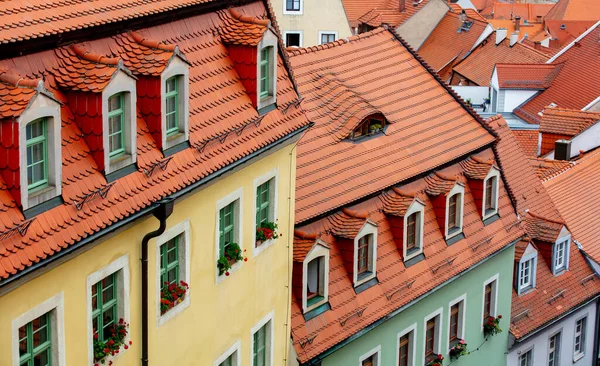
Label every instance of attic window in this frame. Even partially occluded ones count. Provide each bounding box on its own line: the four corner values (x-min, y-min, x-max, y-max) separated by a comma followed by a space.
445, 184, 465, 240
255, 29, 278, 110
307, 257, 325, 306
482, 167, 500, 220
160, 52, 190, 151
302, 243, 330, 313
26, 119, 48, 191
553, 236, 570, 274
458, 21, 474, 33
357, 234, 373, 277
404, 200, 425, 261
351, 115, 385, 140
108, 94, 126, 158
354, 223, 378, 287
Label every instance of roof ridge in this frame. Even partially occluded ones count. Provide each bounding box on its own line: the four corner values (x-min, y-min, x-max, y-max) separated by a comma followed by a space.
287, 28, 387, 57
130, 31, 176, 52
527, 210, 565, 225
228, 7, 270, 26
0, 68, 41, 88
293, 229, 318, 240
70, 44, 119, 66
544, 107, 600, 116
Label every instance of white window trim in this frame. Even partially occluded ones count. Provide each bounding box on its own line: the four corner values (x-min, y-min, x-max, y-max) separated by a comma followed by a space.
547, 329, 562, 366
302, 242, 330, 313
396, 323, 417, 366
102, 70, 137, 174
552, 227, 571, 275
214, 339, 241, 366
252, 167, 279, 257
283, 0, 303, 15
318, 31, 339, 45
519, 346, 534, 366
423, 307, 444, 360
403, 200, 425, 262
215, 187, 244, 283
573, 315, 587, 361
283, 31, 303, 48
353, 222, 378, 287
250, 310, 275, 366
481, 274, 499, 330
155, 219, 191, 327
161, 55, 190, 150
86, 254, 131, 365
482, 167, 500, 220
445, 184, 465, 240
447, 293, 467, 349
518, 252, 537, 294
17, 92, 62, 210
257, 30, 278, 110
358, 344, 381, 366
12, 292, 66, 366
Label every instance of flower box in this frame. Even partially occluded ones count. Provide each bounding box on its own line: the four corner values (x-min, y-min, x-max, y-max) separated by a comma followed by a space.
483, 315, 503, 337
449, 339, 468, 360
256, 221, 279, 245
426, 354, 444, 366
93, 318, 131, 366
160, 280, 189, 315
217, 242, 247, 276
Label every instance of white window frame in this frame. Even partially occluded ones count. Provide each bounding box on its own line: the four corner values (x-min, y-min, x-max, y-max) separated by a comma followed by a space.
302, 241, 330, 313
250, 310, 275, 366
548, 330, 561, 366
423, 307, 444, 361
447, 294, 467, 349
396, 323, 417, 366
160, 54, 190, 150
155, 219, 191, 327
283, 0, 303, 15
214, 339, 241, 366
553, 227, 571, 275
403, 200, 425, 261
318, 31, 339, 45
353, 222, 378, 287
18, 92, 62, 210
86, 254, 131, 365
573, 315, 587, 361
445, 184, 465, 240
481, 274, 499, 330
102, 69, 137, 174
257, 30, 278, 110
358, 345, 381, 366
12, 292, 66, 366
283, 31, 303, 48
482, 167, 500, 220
519, 347, 534, 366
252, 168, 279, 257
215, 187, 244, 283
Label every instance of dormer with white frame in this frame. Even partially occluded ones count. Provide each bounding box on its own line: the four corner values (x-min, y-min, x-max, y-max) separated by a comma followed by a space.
482, 167, 500, 221
445, 183, 465, 240
256, 30, 278, 110
403, 199, 426, 262
353, 221, 378, 287
516, 242, 538, 295
302, 240, 330, 314
552, 226, 571, 275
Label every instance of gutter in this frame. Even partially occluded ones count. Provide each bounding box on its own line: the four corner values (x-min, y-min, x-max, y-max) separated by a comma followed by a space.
0, 124, 311, 290
301, 237, 520, 365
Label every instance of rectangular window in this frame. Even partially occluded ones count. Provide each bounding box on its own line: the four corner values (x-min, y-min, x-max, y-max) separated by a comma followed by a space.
449, 303, 460, 342
219, 202, 235, 256
259, 48, 271, 99
165, 76, 179, 136
425, 318, 436, 359
160, 235, 180, 289
320, 33, 336, 44
26, 118, 48, 191
357, 235, 370, 274
362, 355, 375, 366
519, 259, 533, 290
399, 333, 410, 366
92, 273, 118, 342
220, 355, 235, 366
406, 213, 417, 251
519, 350, 532, 366
18, 313, 51, 366
285, 33, 301, 47
253, 321, 271, 366
574, 317, 586, 356
256, 180, 270, 228
448, 194, 459, 229
485, 177, 495, 211
484, 282, 493, 319
307, 257, 323, 306
554, 240, 566, 271
548, 332, 560, 366
108, 93, 125, 157
286, 0, 300, 11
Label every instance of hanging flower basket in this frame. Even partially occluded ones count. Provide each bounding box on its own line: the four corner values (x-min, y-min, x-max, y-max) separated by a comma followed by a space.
93, 318, 132, 365
217, 242, 247, 276
449, 339, 468, 360
426, 354, 444, 366
256, 221, 279, 245
483, 315, 503, 337
160, 280, 189, 315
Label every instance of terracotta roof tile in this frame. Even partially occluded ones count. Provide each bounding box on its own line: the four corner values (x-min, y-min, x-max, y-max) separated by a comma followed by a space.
113, 31, 180, 77
460, 155, 494, 179
539, 107, 600, 136
529, 157, 574, 181
544, 0, 600, 21
496, 63, 561, 89
293, 230, 321, 262
492, 3, 554, 21
218, 8, 269, 47
342, 0, 429, 28
511, 129, 539, 157
379, 188, 416, 216
327, 209, 372, 239
288, 28, 496, 223
0, 70, 42, 120
524, 211, 564, 243
424, 171, 460, 196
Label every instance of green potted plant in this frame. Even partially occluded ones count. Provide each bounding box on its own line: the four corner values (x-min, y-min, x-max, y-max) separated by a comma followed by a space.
483, 315, 503, 337
465, 98, 472, 106
426, 354, 444, 366
449, 339, 468, 360
369, 123, 382, 134
160, 280, 189, 315
93, 318, 132, 366
217, 243, 247, 276
256, 221, 280, 245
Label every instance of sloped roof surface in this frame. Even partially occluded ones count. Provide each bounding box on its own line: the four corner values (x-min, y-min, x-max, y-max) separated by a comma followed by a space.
492, 3, 554, 20
529, 157, 574, 181
487, 19, 546, 43
288, 28, 495, 223
218, 8, 269, 46
0, 2, 310, 280
342, 0, 430, 28
544, 0, 600, 21
512, 129, 539, 157
0, 70, 41, 120
546, 19, 597, 48
53, 45, 121, 92
453, 35, 549, 86
114, 31, 178, 77
496, 63, 561, 89
540, 107, 600, 136
515, 24, 600, 124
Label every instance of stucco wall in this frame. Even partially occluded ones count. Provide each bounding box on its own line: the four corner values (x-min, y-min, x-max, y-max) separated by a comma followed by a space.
502, 90, 539, 113
319, 244, 515, 366
507, 300, 597, 366
396, 0, 449, 51
271, 0, 351, 47
0, 143, 297, 366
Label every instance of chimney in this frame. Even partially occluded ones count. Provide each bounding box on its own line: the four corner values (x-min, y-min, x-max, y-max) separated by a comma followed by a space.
555, 140, 572, 161
534, 42, 541, 50
536, 15, 542, 23
510, 32, 519, 46
514, 16, 521, 32
496, 28, 508, 44
399, 0, 405, 12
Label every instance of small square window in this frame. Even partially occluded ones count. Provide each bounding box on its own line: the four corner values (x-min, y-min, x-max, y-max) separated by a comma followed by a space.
320, 33, 336, 44
285, 0, 301, 12
285, 33, 301, 47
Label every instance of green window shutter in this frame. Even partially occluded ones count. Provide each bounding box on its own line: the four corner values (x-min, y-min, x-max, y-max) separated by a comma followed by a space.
256, 180, 270, 228
26, 118, 48, 191
18, 313, 52, 366
108, 93, 125, 158
259, 48, 270, 98
160, 236, 180, 290
219, 202, 235, 256
91, 273, 118, 342
253, 324, 267, 366
165, 77, 179, 136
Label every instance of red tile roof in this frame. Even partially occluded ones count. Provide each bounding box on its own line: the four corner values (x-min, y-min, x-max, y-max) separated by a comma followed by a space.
512, 129, 539, 157
524, 211, 564, 243
53, 45, 122, 93
417, 11, 489, 81
460, 155, 495, 179
0, 2, 310, 280
116, 31, 180, 77
288, 28, 496, 223
485, 115, 600, 340
544, 0, 600, 21
327, 208, 372, 239
452, 35, 549, 86
218, 8, 270, 46
514, 23, 600, 124
495, 63, 561, 89
0, 70, 43, 120
545, 19, 598, 49
342, 0, 430, 28
290, 149, 523, 362
540, 107, 600, 136
529, 157, 574, 181
492, 3, 554, 21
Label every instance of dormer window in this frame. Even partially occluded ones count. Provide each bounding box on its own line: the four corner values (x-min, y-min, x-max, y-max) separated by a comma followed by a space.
160, 55, 190, 151
448, 194, 459, 230
165, 77, 179, 136
354, 221, 378, 286
484, 177, 496, 211
445, 184, 465, 240
108, 93, 126, 158
26, 119, 48, 191
482, 167, 501, 220
351, 114, 385, 140
260, 47, 273, 99
519, 257, 534, 290
517, 243, 538, 295
357, 234, 373, 275
307, 257, 324, 306
552, 229, 571, 274
403, 200, 425, 261
302, 241, 330, 313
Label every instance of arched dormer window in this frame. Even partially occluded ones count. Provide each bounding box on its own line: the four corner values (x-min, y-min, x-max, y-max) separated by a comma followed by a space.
482, 167, 500, 220
517, 243, 538, 295
302, 242, 329, 313
351, 114, 386, 140
552, 227, 571, 275
404, 200, 425, 261
354, 223, 378, 286
446, 184, 465, 240
256, 29, 278, 110
161, 54, 190, 151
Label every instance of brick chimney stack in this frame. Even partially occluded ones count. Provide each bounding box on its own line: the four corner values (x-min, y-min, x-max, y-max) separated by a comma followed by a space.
515, 16, 521, 32
399, 0, 405, 12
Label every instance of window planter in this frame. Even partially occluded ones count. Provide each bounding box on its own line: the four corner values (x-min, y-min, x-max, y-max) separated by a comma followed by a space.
426, 354, 444, 366
483, 315, 503, 337
93, 319, 131, 366
449, 339, 468, 360
160, 280, 189, 315
256, 221, 280, 246
217, 242, 247, 276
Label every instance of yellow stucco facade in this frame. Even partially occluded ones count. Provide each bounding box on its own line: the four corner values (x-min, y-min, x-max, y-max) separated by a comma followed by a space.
0, 142, 297, 366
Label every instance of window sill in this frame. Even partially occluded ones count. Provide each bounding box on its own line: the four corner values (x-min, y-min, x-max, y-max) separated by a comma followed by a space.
283, 10, 303, 15
304, 301, 330, 321
573, 352, 585, 362
25, 185, 61, 212
446, 231, 465, 246
355, 271, 376, 288
164, 131, 187, 152
216, 260, 243, 284
108, 153, 135, 174
253, 238, 276, 258
483, 213, 500, 226
157, 294, 190, 327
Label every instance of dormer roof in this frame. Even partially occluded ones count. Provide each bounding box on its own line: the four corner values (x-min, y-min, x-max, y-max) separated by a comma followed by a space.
460, 155, 495, 179
380, 188, 419, 217
218, 8, 270, 46
327, 208, 374, 239
114, 32, 187, 77
525, 211, 565, 243
424, 171, 461, 196
293, 230, 324, 262
0, 69, 44, 120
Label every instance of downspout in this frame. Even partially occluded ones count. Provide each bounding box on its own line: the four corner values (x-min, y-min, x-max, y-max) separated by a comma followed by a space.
141, 199, 174, 366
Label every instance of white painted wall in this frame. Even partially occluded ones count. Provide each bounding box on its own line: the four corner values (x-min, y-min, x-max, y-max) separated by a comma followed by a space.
507, 301, 597, 366
502, 90, 539, 113
545, 119, 600, 159
396, 0, 449, 51
451, 86, 489, 105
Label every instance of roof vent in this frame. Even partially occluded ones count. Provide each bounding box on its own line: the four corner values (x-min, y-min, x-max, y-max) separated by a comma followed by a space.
555, 140, 571, 161
510, 32, 519, 46
496, 28, 508, 44
560, 24, 566, 30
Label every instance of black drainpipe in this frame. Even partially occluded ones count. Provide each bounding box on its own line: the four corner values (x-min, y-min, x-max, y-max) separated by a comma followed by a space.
141, 199, 174, 366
